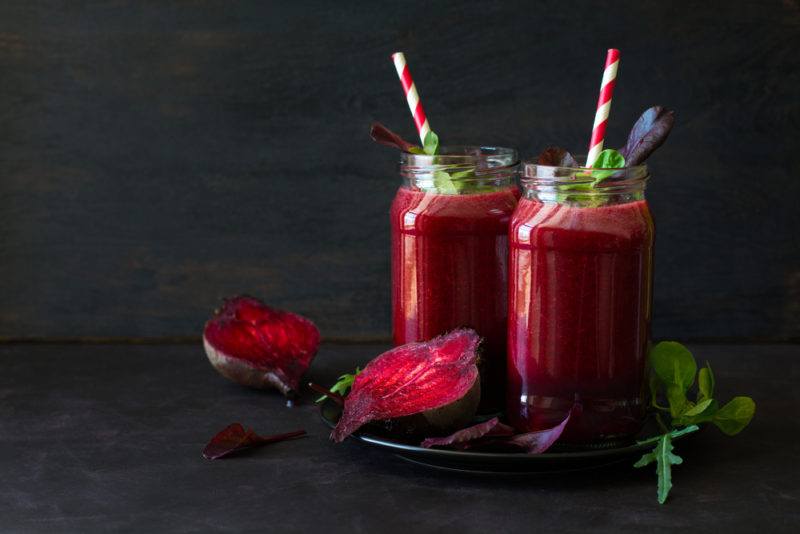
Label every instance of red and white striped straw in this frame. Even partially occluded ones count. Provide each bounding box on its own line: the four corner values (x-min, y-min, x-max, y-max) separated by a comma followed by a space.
586, 49, 620, 167
391, 52, 431, 144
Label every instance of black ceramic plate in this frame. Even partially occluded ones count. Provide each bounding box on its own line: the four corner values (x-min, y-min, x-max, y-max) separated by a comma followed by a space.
319, 400, 691, 474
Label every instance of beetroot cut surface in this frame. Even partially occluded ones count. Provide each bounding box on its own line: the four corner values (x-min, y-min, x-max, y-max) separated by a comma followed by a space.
331, 329, 481, 443
203, 295, 320, 396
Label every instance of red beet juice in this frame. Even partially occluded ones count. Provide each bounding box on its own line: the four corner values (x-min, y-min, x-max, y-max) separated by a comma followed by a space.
391, 147, 518, 412
507, 164, 654, 443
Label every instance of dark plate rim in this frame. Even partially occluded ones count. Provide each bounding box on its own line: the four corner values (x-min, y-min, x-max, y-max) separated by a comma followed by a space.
318, 399, 681, 460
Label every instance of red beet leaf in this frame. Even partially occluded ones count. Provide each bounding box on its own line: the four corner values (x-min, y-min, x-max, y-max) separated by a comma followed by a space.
203, 423, 306, 460
330, 329, 481, 443
618, 106, 675, 166
420, 417, 515, 449
369, 122, 420, 153
537, 146, 579, 167
507, 405, 577, 454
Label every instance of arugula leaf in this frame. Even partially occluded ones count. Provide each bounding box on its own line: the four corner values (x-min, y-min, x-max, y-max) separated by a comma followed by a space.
634, 431, 688, 504
650, 341, 697, 393
423, 130, 439, 155
636, 424, 699, 446
697, 362, 715, 403
712, 396, 756, 436
315, 367, 361, 403
619, 106, 675, 166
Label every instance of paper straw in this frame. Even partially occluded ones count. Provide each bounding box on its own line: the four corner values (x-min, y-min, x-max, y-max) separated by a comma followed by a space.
391, 52, 431, 144
586, 49, 620, 167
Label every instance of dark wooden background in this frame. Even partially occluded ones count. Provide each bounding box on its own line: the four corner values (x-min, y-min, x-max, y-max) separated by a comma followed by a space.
1, 1, 798, 341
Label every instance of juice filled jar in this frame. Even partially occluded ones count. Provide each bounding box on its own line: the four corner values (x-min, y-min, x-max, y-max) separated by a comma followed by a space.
507, 161, 654, 443
391, 147, 519, 412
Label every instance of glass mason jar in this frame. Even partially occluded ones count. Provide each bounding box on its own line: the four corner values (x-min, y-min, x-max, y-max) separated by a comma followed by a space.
507, 160, 654, 444
391, 147, 519, 413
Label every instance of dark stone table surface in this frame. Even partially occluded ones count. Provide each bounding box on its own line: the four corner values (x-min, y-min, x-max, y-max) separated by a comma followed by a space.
1, 343, 798, 533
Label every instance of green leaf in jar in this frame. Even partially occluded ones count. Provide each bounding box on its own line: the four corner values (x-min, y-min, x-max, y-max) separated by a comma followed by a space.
423, 130, 439, 155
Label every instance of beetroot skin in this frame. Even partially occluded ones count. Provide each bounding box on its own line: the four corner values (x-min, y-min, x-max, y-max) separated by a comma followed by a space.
203, 296, 320, 396
331, 329, 481, 443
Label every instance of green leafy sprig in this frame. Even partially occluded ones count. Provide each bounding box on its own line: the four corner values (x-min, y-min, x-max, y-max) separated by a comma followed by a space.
315, 367, 362, 404
636, 342, 756, 503
556, 148, 626, 205
421, 130, 493, 194
588, 148, 626, 185
634, 425, 699, 503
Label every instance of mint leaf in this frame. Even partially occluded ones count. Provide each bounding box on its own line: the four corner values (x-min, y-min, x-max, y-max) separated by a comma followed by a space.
449, 168, 475, 180
429, 167, 499, 195
650, 341, 697, 393
423, 130, 439, 155
432, 170, 458, 194
554, 181, 609, 207
697, 363, 715, 403
315, 368, 361, 403
588, 149, 626, 186
712, 396, 756, 436
590, 148, 625, 169
422, 129, 477, 194
634, 432, 686, 504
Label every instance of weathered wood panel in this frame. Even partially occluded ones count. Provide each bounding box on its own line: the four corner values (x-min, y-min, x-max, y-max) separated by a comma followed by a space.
0, 1, 798, 340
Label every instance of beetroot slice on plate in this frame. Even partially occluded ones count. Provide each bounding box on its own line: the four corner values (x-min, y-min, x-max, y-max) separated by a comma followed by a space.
203, 295, 320, 396
420, 406, 576, 454
420, 417, 514, 450
507, 405, 577, 454
331, 329, 481, 443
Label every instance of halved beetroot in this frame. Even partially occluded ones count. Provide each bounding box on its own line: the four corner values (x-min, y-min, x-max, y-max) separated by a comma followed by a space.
203, 295, 320, 396
331, 329, 481, 442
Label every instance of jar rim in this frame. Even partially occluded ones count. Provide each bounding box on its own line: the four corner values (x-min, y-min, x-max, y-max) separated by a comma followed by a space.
401, 146, 518, 170
522, 156, 648, 186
